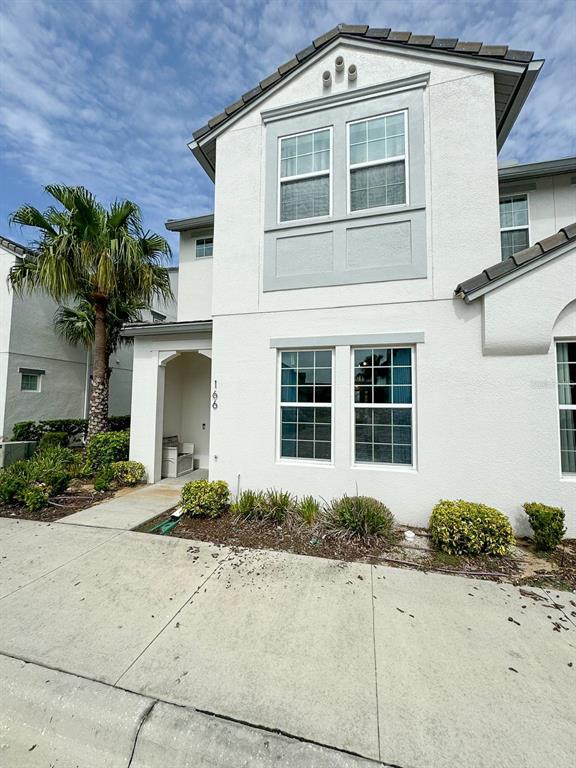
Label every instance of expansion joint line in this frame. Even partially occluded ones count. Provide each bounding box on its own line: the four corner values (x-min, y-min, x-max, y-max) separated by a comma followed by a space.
113, 551, 233, 687
370, 565, 382, 761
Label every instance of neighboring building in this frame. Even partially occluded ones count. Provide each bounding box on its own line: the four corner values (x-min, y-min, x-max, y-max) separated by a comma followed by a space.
124, 25, 576, 535
0, 235, 177, 439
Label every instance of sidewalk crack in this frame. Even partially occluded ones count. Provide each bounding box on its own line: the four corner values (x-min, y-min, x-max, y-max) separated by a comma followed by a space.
127, 699, 157, 767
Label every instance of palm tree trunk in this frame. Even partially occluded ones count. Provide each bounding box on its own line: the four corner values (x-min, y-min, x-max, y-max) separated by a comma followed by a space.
87, 301, 109, 441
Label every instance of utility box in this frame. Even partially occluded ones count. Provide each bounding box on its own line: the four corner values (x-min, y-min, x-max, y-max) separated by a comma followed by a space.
0, 441, 36, 468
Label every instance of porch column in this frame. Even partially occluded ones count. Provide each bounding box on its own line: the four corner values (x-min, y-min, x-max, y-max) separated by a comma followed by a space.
129, 341, 179, 483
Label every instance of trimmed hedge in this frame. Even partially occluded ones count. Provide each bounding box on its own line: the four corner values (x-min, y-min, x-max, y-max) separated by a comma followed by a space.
86, 430, 130, 472
111, 461, 146, 486
12, 416, 130, 442
38, 431, 68, 451
429, 499, 515, 556
181, 479, 230, 518
523, 502, 566, 552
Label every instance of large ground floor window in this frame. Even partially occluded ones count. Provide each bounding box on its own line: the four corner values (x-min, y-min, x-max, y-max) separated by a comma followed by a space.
353, 346, 414, 465
557, 341, 576, 473
279, 350, 332, 461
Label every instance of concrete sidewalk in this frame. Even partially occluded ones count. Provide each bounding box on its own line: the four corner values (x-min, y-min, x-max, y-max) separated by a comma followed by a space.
0, 517, 574, 767
60, 470, 206, 530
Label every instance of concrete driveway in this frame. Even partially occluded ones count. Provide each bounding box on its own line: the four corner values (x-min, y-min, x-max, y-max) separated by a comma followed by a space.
0, 517, 574, 767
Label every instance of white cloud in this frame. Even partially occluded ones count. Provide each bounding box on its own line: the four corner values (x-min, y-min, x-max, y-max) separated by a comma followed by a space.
0, 0, 574, 256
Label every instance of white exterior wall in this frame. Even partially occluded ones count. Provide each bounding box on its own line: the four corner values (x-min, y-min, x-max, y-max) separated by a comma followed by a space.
177, 232, 213, 322
200, 41, 576, 534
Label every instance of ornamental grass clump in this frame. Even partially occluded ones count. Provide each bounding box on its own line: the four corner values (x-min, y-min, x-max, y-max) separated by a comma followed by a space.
0, 446, 78, 511
231, 489, 266, 520
181, 479, 229, 518
429, 499, 515, 556
523, 502, 566, 552
325, 495, 395, 540
296, 495, 321, 525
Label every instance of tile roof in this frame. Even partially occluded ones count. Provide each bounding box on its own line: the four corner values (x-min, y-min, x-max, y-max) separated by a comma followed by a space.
0, 235, 30, 257
192, 23, 535, 143
455, 223, 576, 300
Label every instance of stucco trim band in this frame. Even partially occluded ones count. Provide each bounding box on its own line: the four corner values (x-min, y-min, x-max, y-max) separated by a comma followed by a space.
269, 332, 425, 348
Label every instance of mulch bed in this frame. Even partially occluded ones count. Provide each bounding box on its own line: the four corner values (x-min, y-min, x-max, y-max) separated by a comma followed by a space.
140, 511, 399, 564
138, 512, 576, 589
0, 483, 113, 523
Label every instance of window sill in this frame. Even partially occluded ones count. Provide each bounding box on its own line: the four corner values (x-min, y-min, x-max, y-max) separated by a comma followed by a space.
266, 204, 425, 235
560, 474, 576, 482
276, 459, 335, 469
351, 462, 417, 474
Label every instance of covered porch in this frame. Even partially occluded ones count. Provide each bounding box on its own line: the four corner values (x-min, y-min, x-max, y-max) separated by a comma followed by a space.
122, 321, 213, 484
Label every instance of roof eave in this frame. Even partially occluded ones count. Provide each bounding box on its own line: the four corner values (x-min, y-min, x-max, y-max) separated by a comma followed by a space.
121, 320, 213, 338
496, 59, 544, 152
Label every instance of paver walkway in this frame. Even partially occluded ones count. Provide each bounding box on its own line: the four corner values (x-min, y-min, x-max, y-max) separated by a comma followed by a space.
60, 469, 207, 529
0, 517, 574, 767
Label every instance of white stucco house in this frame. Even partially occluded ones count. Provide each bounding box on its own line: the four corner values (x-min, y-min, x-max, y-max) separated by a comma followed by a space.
124, 24, 576, 535
0, 235, 178, 439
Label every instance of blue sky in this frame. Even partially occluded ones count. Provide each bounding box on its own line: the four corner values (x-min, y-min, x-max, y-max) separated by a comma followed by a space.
1, 0, 575, 258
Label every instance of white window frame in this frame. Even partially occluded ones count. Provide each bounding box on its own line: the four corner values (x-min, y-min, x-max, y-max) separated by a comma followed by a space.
195, 237, 213, 259
21, 372, 41, 392
556, 339, 576, 477
350, 345, 416, 470
347, 109, 410, 215
277, 126, 333, 225
276, 348, 334, 466
499, 193, 530, 260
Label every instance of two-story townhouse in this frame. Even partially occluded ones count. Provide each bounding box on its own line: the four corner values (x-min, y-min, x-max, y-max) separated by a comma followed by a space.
124, 24, 576, 535
0, 235, 178, 439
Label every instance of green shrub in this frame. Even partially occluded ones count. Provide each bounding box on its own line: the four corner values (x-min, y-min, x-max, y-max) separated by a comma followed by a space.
108, 415, 130, 432
296, 495, 321, 525
429, 499, 515, 556
231, 489, 266, 519
32, 446, 78, 495
523, 502, 566, 552
111, 460, 145, 486
325, 495, 395, 538
38, 431, 68, 451
181, 479, 230, 518
86, 430, 130, 472
21, 484, 50, 512
11, 421, 40, 442
0, 461, 32, 504
11, 416, 130, 443
94, 465, 115, 492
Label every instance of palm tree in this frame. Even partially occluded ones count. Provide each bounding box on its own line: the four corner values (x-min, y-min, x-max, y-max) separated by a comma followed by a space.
9, 185, 173, 440
54, 296, 147, 375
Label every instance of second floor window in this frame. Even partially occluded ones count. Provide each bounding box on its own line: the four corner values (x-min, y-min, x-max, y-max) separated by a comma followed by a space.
279, 128, 331, 222
349, 111, 407, 212
500, 194, 529, 260
196, 238, 213, 258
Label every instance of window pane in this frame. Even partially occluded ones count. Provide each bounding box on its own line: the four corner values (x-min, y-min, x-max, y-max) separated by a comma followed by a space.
501, 229, 529, 261
350, 162, 406, 211
21, 374, 38, 391
349, 114, 405, 167
557, 342, 576, 473
353, 349, 413, 465
280, 176, 329, 221
280, 356, 332, 461
500, 195, 528, 228
280, 130, 330, 180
